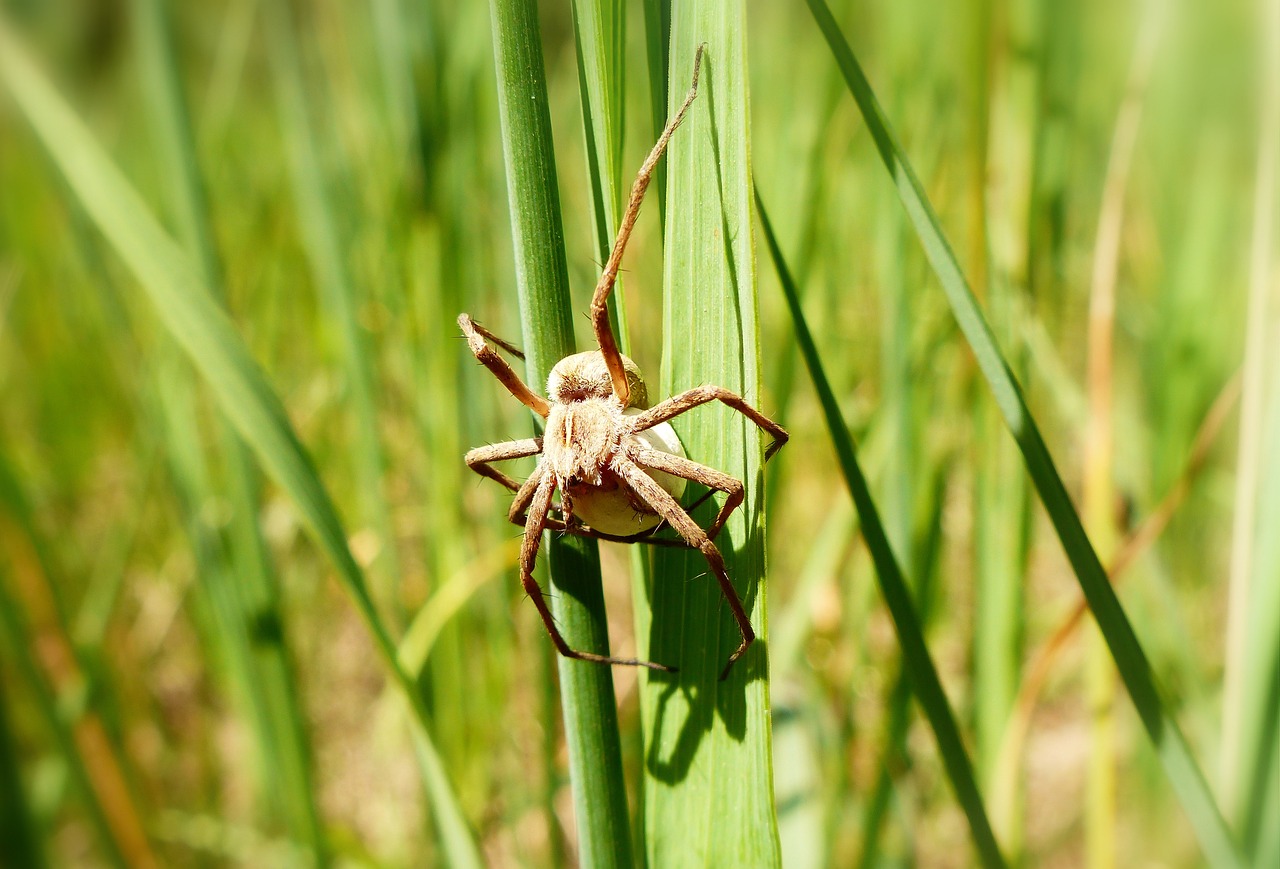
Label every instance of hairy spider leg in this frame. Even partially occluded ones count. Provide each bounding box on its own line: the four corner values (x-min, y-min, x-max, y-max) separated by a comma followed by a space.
464, 317, 527, 359
590, 45, 706, 406
466, 439, 692, 546
630, 385, 790, 459
613, 458, 754, 680
520, 467, 676, 672
458, 313, 552, 418
465, 438, 543, 492
631, 446, 743, 540
502, 461, 692, 548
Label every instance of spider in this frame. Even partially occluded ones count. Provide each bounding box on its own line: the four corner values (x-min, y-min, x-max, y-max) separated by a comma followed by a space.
459, 47, 787, 680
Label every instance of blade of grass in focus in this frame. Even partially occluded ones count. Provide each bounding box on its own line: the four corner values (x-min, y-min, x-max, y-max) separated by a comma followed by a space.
800, 1, 1242, 864
0, 21, 482, 868
759, 193, 1006, 869
130, 0, 326, 857
487, 1, 634, 866
638, 13, 781, 865
571, 0, 625, 280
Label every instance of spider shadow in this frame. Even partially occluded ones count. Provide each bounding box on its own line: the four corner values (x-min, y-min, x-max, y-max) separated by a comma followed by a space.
638, 469, 769, 785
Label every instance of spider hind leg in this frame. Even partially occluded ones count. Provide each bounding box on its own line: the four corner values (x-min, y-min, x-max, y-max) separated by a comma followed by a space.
613, 458, 755, 681
520, 468, 677, 673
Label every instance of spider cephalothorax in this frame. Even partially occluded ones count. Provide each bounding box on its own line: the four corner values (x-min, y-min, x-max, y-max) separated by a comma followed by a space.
459, 47, 787, 679
542, 352, 687, 536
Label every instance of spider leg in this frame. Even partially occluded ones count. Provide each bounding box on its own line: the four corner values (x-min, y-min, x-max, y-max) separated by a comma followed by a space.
613, 457, 754, 681
458, 314, 552, 418
520, 468, 676, 672
631, 446, 743, 540
507, 471, 692, 546
566, 525, 694, 549
466, 438, 543, 492
629, 385, 789, 460
464, 318, 526, 359
590, 46, 705, 405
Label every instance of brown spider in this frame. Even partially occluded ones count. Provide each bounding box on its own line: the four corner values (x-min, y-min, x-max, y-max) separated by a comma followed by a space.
459, 47, 787, 680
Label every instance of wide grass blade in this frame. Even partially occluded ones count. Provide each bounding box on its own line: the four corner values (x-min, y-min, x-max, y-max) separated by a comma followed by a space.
800, 1, 1242, 864
637, 11, 781, 865
759, 194, 1006, 869
487, 1, 634, 865
0, 21, 482, 868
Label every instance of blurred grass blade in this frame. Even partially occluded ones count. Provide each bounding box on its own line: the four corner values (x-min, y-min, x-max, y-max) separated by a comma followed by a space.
1223, 0, 1280, 829
800, 1, 1243, 864
0, 22, 482, 868
131, 0, 326, 856
0, 669, 43, 869
1236, 362, 1280, 859
639, 14, 780, 865
0, 456, 145, 869
264, 1, 402, 609
0, 448, 160, 869
488, 1, 634, 866
0, 574, 126, 869
858, 467, 950, 868
758, 193, 1006, 869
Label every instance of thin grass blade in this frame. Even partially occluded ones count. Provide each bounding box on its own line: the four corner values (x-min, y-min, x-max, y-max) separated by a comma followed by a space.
131, 0, 326, 856
800, 2, 1243, 864
487, 1, 634, 865
759, 194, 1006, 868
263, 0, 402, 608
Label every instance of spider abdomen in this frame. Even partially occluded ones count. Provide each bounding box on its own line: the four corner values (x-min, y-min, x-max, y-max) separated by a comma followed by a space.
546, 403, 687, 536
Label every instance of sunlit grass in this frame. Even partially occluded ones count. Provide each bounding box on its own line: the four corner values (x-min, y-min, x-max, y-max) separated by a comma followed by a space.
0, 1, 1273, 867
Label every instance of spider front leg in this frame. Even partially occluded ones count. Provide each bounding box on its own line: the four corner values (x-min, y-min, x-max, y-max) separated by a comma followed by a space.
465, 438, 542, 492
630, 385, 789, 459
613, 458, 755, 681
458, 313, 551, 418
519, 468, 676, 673
590, 45, 705, 405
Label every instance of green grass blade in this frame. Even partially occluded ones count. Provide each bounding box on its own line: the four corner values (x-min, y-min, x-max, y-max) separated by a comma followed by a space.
0, 669, 44, 869
0, 22, 482, 868
131, 0, 326, 857
0, 579, 125, 869
638, 15, 781, 865
641, 0, 671, 223
0, 456, 134, 869
800, 1, 1242, 864
570, 0, 625, 256
488, 1, 633, 865
758, 194, 1006, 869
1224, 0, 1280, 838
1237, 365, 1280, 859
858, 464, 952, 868
263, 0, 402, 609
